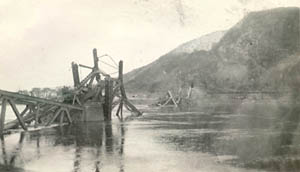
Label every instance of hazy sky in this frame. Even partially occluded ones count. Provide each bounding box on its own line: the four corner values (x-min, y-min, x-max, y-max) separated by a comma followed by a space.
1, 0, 300, 91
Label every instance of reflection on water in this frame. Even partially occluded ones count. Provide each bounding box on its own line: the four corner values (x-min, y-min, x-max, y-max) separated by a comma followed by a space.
1, 103, 300, 172
0, 122, 126, 172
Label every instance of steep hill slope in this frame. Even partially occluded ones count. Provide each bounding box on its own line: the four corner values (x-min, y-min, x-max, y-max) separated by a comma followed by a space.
124, 31, 226, 93
210, 7, 300, 90
125, 7, 300, 94
170, 31, 226, 54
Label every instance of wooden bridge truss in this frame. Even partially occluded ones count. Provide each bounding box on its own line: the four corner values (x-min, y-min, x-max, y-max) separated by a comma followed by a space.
0, 48, 141, 135
70, 49, 142, 120
0, 89, 83, 135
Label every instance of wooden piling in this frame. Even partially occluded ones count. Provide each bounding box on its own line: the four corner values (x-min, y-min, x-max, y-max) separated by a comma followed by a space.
93, 48, 101, 82
118, 61, 127, 99
93, 48, 99, 70
71, 62, 80, 87
34, 104, 40, 128
104, 77, 113, 120
0, 99, 7, 135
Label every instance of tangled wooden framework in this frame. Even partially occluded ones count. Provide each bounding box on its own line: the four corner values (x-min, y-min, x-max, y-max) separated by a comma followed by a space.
0, 48, 141, 135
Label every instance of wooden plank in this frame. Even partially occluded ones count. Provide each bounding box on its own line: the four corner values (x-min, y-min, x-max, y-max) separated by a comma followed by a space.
11, 105, 31, 129
59, 111, 64, 126
76, 71, 97, 89
162, 97, 172, 107
46, 108, 62, 126
7, 99, 27, 131
92, 86, 102, 101
20, 105, 29, 117
72, 95, 76, 105
123, 99, 142, 116
72, 95, 82, 106
79, 64, 93, 70
167, 91, 178, 107
0, 99, 7, 135
75, 96, 82, 106
88, 75, 95, 87
0, 89, 83, 110
64, 109, 72, 124
112, 99, 121, 110
116, 100, 122, 119
34, 104, 40, 128
4, 112, 34, 130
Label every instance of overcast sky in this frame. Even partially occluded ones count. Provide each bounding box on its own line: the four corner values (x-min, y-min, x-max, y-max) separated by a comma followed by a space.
1, 0, 300, 91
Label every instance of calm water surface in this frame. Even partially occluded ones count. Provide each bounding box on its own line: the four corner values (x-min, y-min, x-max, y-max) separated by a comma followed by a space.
1, 104, 300, 172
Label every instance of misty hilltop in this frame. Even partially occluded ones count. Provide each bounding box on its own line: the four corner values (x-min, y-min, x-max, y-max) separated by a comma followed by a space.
125, 7, 300, 94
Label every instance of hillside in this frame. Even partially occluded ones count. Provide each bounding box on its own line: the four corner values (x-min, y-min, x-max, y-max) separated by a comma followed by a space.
125, 7, 300, 94
124, 30, 226, 93
170, 31, 226, 54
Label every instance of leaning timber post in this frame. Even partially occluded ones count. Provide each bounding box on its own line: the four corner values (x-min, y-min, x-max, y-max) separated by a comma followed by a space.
64, 108, 72, 124
71, 62, 80, 87
7, 99, 27, 131
104, 77, 113, 120
46, 107, 62, 126
119, 60, 127, 99
59, 110, 65, 126
0, 99, 7, 135
93, 48, 101, 82
118, 61, 142, 116
120, 101, 123, 120
34, 104, 40, 128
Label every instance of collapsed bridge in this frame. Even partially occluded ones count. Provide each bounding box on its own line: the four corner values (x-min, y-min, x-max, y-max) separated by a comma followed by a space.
0, 48, 142, 135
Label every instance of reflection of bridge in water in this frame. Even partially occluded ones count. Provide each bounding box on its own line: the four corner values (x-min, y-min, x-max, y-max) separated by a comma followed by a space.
0, 122, 125, 172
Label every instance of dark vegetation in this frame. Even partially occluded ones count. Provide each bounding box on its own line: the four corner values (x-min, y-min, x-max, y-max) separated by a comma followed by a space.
17, 86, 73, 103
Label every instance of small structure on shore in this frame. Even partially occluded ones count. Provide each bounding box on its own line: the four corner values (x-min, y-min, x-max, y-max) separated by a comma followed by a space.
0, 48, 141, 135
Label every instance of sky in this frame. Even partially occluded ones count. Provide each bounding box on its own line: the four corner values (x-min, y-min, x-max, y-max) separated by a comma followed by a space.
1, 0, 300, 91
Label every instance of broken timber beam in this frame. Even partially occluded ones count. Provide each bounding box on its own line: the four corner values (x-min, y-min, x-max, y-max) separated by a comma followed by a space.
7, 99, 27, 131
167, 91, 178, 107
0, 89, 83, 111
118, 61, 142, 116
46, 108, 63, 126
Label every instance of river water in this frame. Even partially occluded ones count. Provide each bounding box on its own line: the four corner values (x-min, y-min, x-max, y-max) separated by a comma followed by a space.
1, 103, 300, 172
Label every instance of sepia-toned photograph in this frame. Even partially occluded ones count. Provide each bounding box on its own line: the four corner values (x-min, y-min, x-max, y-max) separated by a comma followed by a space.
1, 0, 300, 171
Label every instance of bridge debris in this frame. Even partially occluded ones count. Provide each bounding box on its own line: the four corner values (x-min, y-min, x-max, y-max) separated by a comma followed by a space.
0, 48, 142, 135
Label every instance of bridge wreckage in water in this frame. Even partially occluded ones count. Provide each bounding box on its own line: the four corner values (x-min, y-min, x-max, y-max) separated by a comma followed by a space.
0, 48, 142, 135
